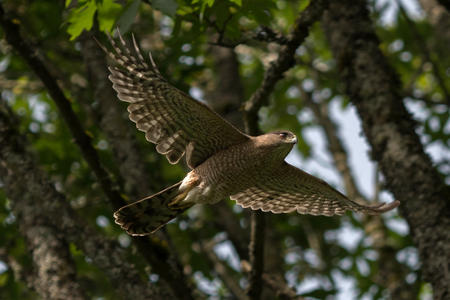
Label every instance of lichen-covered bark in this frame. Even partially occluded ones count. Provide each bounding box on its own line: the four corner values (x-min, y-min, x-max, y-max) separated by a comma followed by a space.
79, 31, 196, 300
322, 1, 450, 298
27, 227, 87, 300
0, 104, 162, 300
79, 31, 156, 198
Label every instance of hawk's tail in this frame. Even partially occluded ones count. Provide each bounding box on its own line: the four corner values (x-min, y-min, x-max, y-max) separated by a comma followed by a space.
113, 181, 193, 235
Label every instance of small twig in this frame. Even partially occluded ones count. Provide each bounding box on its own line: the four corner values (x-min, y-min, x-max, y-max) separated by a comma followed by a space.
201, 240, 249, 300
0, 6, 196, 300
241, 2, 330, 298
243, 0, 330, 134
246, 211, 266, 300
0, 5, 125, 210
0, 102, 162, 300
262, 274, 303, 300
209, 26, 290, 48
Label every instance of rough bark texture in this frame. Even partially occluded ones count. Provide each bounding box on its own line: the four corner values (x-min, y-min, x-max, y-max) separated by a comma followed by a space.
322, 1, 450, 298
207, 46, 246, 131
0, 104, 162, 300
304, 95, 418, 299
79, 31, 155, 198
0, 7, 194, 298
25, 227, 87, 300
78, 31, 196, 300
206, 46, 251, 262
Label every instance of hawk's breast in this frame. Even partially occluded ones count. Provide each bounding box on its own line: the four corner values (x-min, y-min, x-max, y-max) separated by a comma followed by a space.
185, 139, 276, 204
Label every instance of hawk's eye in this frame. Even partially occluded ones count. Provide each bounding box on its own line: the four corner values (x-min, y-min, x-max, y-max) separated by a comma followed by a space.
279, 132, 288, 139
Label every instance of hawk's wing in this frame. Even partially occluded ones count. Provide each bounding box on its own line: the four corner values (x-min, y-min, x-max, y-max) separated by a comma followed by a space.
103, 33, 249, 168
230, 162, 399, 216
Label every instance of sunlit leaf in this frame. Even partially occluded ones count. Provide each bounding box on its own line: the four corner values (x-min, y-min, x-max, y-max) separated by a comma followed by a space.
66, 0, 97, 40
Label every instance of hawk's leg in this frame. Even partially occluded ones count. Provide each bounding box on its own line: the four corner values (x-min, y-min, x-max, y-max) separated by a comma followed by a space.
168, 171, 201, 209
168, 190, 192, 209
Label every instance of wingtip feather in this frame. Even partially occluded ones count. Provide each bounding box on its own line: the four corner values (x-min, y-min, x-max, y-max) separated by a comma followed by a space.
372, 200, 400, 213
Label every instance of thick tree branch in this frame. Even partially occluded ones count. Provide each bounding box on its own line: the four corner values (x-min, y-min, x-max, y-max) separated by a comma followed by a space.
79, 30, 157, 198
0, 4, 124, 210
201, 240, 249, 300
79, 30, 196, 300
436, 0, 450, 11
204, 46, 253, 262
322, 1, 450, 298
262, 274, 302, 300
0, 7, 195, 299
209, 26, 289, 48
246, 211, 266, 300
207, 46, 246, 130
243, 0, 330, 134
242, 3, 330, 298
0, 222, 86, 299
0, 103, 162, 299
301, 88, 418, 299
206, 46, 266, 299
211, 202, 250, 260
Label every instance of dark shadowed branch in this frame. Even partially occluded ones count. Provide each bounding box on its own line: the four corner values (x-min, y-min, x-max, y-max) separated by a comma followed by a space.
246, 211, 266, 300
242, 1, 330, 298
200, 239, 249, 300
0, 4, 124, 210
0, 103, 163, 300
0, 191, 87, 300
79, 29, 159, 198
78, 29, 196, 300
207, 45, 298, 298
437, 0, 450, 11
0, 6, 196, 299
243, 0, 330, 134
262, 274, 302, 300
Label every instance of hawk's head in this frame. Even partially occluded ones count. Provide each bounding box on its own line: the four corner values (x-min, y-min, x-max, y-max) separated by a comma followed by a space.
269, 130, 298, 145
255, 130, 297, 160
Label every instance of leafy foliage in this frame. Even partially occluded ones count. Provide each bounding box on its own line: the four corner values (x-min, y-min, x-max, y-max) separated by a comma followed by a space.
0, 0, 448, 299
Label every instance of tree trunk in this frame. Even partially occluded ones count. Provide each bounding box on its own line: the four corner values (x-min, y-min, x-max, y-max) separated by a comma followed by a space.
322, 1, 450, 298
0, 103, 163, 300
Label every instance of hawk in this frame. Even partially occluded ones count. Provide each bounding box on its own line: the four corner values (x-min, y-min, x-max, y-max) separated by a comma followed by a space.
102, 33, 399, 236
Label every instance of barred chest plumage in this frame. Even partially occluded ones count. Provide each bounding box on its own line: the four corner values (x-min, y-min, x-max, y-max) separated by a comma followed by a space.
179, 138, 291, 206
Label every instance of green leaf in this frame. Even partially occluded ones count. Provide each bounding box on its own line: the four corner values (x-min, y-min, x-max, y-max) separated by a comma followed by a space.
97, 0, 123, 33
66, 1, 97, 40
153, 0, 178, 17
229, 0, 242, 6
117, 0, 141, 33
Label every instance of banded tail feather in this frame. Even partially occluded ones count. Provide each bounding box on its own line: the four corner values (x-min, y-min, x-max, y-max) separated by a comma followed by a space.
113, 181, 192, 235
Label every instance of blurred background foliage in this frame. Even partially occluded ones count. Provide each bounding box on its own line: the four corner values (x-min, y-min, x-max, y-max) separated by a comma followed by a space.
0, 0, 448, 299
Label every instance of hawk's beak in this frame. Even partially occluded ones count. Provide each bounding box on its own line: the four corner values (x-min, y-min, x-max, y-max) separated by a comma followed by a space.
289, 136, 298, 144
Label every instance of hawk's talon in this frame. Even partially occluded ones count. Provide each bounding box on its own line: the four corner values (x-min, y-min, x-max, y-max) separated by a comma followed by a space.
168, 190, 190, 209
